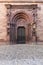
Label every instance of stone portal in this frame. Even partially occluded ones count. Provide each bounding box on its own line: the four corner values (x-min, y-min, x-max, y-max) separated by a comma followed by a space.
6, 4, 37, 44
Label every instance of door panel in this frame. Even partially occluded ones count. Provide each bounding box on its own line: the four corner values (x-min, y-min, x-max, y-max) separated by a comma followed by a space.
17, 27, 25, 44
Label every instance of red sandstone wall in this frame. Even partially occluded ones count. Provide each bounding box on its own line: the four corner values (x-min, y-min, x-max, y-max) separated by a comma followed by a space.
0, 4, 7, 42
0, 3, 43, 43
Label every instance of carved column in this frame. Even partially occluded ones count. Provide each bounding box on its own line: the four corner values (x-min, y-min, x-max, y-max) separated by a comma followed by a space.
9, 23, 16, 43
5, 4, 12, 42
27, 23, 32, 42
5, 4, 16, 43
32, 6, 38, 42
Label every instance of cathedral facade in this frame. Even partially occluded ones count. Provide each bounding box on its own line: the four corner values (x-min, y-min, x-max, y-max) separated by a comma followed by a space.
0, 1, 43, 44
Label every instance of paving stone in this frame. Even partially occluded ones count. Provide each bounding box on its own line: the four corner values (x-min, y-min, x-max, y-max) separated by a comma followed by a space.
0, 43, 43, 65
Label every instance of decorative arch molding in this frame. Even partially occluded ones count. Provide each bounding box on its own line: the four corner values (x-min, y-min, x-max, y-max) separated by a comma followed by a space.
12, 12, 28, 23
11, 11, 33, 25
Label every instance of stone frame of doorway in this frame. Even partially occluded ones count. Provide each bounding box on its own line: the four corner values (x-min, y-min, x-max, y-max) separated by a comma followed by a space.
5, 4, 38, 44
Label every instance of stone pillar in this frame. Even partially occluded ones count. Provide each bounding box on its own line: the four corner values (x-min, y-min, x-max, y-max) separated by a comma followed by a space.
27, 23, 32, 42
9, 23, 16, 43
5, 4, 12, 42
32, 6, 38, 42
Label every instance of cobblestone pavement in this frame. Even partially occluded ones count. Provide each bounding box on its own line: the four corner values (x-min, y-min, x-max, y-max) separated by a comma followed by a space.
0, 42, 43, 65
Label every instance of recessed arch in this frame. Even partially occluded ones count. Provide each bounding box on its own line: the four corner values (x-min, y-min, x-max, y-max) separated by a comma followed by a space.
12, 12, 30, 24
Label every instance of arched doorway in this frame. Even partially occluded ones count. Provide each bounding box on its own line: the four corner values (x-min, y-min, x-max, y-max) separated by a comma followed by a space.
17, 27, 25, 44
9, 12, 33, 44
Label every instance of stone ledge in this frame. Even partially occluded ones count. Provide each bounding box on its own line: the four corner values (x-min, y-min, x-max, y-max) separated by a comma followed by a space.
0, 1, 43, 3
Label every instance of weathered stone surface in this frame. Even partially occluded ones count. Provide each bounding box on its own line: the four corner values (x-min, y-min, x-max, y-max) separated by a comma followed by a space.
0, 0, 43, 2
0, 4, 7, 41
0, 3, 43, 42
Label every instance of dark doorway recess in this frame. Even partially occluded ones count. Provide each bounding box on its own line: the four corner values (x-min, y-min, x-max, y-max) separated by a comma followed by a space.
17, 26, 26, 44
